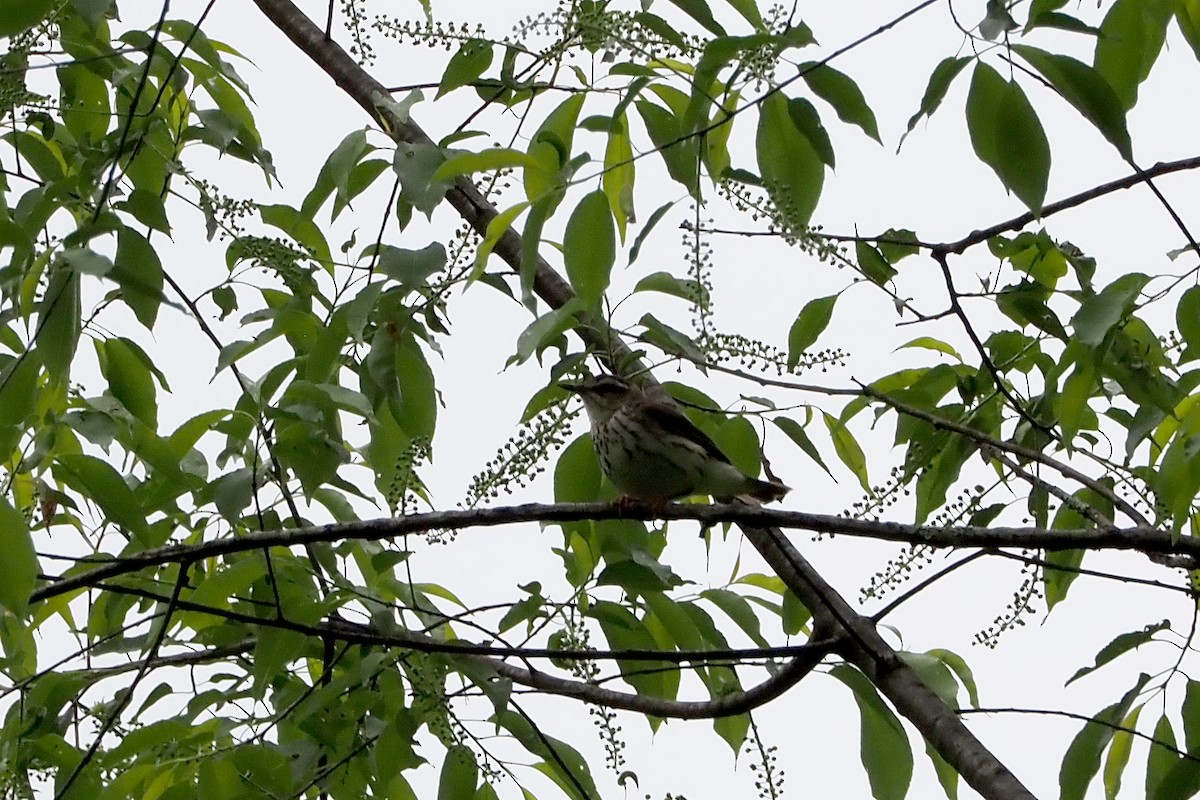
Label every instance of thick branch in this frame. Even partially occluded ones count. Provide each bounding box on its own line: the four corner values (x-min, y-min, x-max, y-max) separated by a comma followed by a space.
33, 502, 1190, 605
248, 3, 1036, 796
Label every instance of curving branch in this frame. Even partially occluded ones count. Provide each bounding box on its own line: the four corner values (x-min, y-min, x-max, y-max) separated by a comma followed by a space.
91, 580, 838, 721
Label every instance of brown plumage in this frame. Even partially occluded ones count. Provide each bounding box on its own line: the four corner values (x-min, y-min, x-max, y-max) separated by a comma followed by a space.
562, 375, 790, 505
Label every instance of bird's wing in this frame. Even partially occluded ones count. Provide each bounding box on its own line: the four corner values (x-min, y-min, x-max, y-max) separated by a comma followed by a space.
643, 402, 733, 465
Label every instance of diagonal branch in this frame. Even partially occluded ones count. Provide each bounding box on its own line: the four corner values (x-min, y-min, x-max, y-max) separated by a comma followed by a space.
248, 3, 1036, 796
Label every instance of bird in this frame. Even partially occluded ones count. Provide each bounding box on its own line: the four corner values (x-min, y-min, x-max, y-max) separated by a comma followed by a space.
562, 374, 790, 506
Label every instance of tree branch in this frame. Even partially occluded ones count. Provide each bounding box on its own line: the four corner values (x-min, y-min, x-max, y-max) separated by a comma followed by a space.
92, 580, 839, 720
936, 154, 1200, 255
248, 2, 1038, 795
33, 501, 1192, 606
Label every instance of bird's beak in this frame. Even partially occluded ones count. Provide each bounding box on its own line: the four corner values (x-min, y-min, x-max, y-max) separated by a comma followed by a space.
560, 382, 583, 394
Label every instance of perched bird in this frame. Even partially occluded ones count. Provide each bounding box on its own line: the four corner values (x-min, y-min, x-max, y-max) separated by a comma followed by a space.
562, 374, 790, 505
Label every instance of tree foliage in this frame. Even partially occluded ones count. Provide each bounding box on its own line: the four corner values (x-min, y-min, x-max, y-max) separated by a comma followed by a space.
1, 1, 1200, 799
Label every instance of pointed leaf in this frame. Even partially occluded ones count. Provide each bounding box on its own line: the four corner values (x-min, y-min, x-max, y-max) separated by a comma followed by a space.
798, 61, 881, 142
832, 665, 913, 800
1059, 673, 1150, 800
563, 190, 615, 307
756, 93, 824, 230
0, 496, 35, 617
787, 294, 837, 367
1011, 45, 1132, 158
966, 63, 1050, 212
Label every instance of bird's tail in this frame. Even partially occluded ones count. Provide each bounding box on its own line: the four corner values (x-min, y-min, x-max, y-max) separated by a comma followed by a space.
745, 477, 790, 504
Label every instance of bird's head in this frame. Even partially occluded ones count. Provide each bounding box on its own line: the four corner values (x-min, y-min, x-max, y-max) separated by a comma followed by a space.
561, 374, 636, 421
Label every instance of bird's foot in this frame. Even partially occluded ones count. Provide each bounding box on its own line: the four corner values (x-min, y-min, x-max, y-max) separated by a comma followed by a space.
613, 495, 670, 517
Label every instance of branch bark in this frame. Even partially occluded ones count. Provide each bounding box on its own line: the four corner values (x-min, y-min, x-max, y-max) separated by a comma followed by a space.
33, 502, 1189, 604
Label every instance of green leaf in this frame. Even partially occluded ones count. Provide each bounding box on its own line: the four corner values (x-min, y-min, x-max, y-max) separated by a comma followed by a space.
603, 113, 635, 239
635, 99, 699, 196
1045, 484, 1115, 606
509, 300, 583, 366
375, 242, 447, 293
781, 588, 810, 635
897, 336, 960, 360
666, 0, 725, 35
1147, 714, 1182, 799
59, 62, 110, 141
925, 648, 981, 707
925, 739, 960, 800
1179, 0, 1200, 62
798, 61, 881, 142
633, 271, 707, 304
301, 128, 372, 218
116, 189, 171, 235
1026, 0, 1070, 28
1071, 273, 1149, 346
36, 268, 81, 387
832, 665, 913, 800
0, 352, 38, 430
787, 294, 837, 367
633, 12, 688, 50
55, 454, 152, 545
439, 38, 493, 98
495, 710, 599, 800
1177, 285, 1200, 361
701, 589, 769, 648
1043, 547, 1084, 609
756, 92, 824, 230
1094, 0, 1172, 111
259, 204, 333, 272
997, 281, 1069, 340
823, 412, 869, 492
393, 141, 453, 216
1059, 674, 1150, 800
395, 335, 438, 440
774, 415, 833, 478
0, 0, 54, 36
97, 337, 159, 427
786, 96, 835, 168
629, 201, 675, 265
1103, 704, 1142, 799
471, 201, 528, 282
877, 229, 921, 263
856, 241, 897, 286
590, 601, 676, 700
966, 63, 1050, 213
438, 745, 478, 800
898, 652, 959, 706
903, 56, 971, 138
1011, 45, 1133, 158
210, 468, 254, 522
555, 435, 602, 504
433, 147, 539, 182
0, 496, 35, 617
563, 190, 615, 307
639, 313, 706, 363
